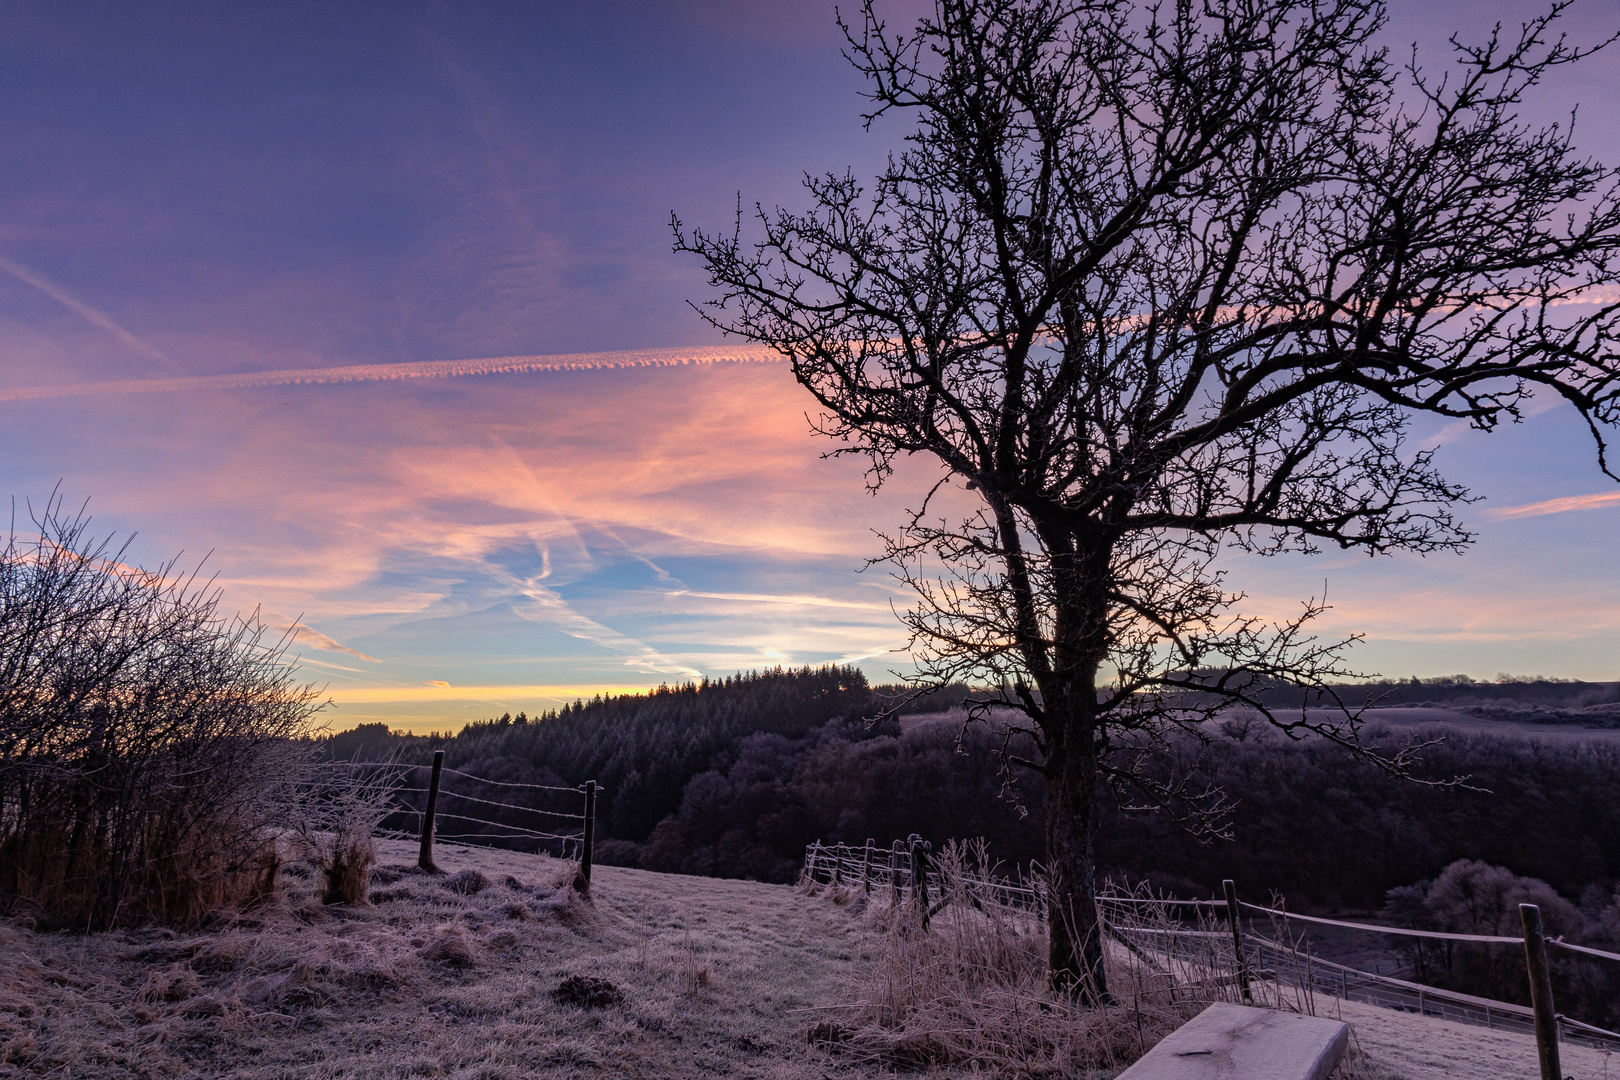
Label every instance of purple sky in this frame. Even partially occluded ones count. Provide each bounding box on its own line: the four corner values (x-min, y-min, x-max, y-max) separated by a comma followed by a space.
1, 1, 1617, 732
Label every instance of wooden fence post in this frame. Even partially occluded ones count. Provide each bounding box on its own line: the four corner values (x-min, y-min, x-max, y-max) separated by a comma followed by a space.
418, 750, 445, 873
862, 838, 874, 893
891, 840, 903, 907
909, 834, 931, 925
807, 840, 822, 886
832, 842, 845, 886
1222, 879, 1253, 1004
580, 780, 597, 885
1520, 903, 1562, 1080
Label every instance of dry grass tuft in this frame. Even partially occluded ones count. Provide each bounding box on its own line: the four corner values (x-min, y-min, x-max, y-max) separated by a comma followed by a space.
295, 761, 402, 907
419, 923, 481, 968
136, 963, 201, 1004
445, 868, 489, 896
810, 840, 1188, 1075
320, 834, 376, 906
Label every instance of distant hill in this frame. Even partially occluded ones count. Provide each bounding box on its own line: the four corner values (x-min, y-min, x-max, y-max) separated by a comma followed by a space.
1316, 678, 1620, 710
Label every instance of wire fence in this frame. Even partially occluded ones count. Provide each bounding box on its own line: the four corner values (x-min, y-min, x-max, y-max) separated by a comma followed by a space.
801, 838, 1620, 1053
802, 836, 1044, 915
323, 757, 597, 864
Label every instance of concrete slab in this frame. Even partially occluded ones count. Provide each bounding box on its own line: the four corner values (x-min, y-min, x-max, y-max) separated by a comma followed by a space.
1117, 1002, 1349, 1080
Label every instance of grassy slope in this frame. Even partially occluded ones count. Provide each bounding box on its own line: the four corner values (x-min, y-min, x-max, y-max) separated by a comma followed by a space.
4, 837, 1610, 1080
0, 838, 878, 1079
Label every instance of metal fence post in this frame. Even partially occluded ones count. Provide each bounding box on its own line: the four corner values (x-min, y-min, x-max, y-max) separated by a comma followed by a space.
580, 780, 596, 885
1222, 879, 1253, 1004
1520, 903, 1562, 1080
418, 750, 445, 873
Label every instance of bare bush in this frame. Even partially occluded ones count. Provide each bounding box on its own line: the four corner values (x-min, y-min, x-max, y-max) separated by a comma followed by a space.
0, 493, 328, 928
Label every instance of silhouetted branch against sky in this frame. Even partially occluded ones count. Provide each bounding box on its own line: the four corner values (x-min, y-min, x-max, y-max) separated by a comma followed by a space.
0, 1, 1615, 731
677, 0, 1620, 994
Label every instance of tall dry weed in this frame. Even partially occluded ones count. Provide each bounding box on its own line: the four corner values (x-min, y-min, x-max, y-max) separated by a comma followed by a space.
811, 839, 1187, 1074
292, 759, 404, 906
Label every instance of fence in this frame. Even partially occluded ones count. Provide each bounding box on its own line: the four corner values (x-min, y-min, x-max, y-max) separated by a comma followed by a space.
802, 835, 1044, 921
324, 752, 600, 883
801, 838, 1620, 1072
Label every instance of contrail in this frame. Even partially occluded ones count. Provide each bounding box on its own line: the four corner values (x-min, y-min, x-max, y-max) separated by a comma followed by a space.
0, 344, 784, 402
0, 254, 170, 363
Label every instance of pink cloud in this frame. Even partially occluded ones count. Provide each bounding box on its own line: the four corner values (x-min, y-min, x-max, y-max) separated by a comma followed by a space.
1486, 491, 1620, 519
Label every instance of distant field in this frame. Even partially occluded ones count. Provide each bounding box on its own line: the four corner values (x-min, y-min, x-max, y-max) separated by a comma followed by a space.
1356, 707, 1620, 743
905, 704, 1620, 743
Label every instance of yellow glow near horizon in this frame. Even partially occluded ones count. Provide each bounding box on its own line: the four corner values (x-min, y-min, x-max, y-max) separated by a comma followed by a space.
324, 683, 655, 705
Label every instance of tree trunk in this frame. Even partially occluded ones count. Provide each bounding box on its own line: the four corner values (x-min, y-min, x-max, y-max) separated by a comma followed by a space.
1044, 691, 1107, 1001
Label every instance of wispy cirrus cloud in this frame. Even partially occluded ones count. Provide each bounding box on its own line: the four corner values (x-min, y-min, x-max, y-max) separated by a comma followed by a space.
327, 683, 653, 704
276, 621, 382, 663
1485, 490, 1620, 519
668, 589, 895, 611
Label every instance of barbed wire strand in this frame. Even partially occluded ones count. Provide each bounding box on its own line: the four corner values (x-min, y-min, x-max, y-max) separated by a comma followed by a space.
436, 830, 581, 843
439, 766, 583, 792
1238, 901, 1525, 945
427, 788, 585, 819
428, 810, 583, 839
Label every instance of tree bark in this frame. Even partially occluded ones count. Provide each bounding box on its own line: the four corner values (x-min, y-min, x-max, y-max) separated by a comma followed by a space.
1043, 683, 1107, 1000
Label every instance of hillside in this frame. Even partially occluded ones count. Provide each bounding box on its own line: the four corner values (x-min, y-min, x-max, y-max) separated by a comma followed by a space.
6, 837, 1617, 1079
0, 837, 874, 1079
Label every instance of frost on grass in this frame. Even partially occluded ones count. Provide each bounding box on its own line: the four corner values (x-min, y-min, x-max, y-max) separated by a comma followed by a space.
1, 833, 1479, 1080
803, 840, 1190, 1075
0, 837, 876, 1079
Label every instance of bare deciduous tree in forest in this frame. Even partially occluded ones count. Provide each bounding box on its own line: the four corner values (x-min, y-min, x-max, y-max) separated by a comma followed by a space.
676, 0, 1620, 997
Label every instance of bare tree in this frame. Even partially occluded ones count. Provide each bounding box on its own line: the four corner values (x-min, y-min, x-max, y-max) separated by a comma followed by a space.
677, 0, 1620, 997
0, 492, 329, 928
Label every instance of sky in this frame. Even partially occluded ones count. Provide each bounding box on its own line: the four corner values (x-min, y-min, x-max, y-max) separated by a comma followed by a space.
0, 1, 1617, 734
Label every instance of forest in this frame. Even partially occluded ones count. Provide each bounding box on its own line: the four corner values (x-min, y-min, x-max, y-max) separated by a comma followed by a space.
319, 668, 1620, 901
319, 666, 1620, 1021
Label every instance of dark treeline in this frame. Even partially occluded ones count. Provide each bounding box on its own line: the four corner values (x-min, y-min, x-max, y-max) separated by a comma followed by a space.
1306, 678, 1620, 721
1095, 719, 1620, 908
319, 668, 968, 848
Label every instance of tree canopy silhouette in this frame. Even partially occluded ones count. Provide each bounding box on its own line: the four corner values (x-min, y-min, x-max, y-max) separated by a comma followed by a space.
676, 0, 1620, 997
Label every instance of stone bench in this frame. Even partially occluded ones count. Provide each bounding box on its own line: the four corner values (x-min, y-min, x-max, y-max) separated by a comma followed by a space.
1117, 1002, 1349, 1080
